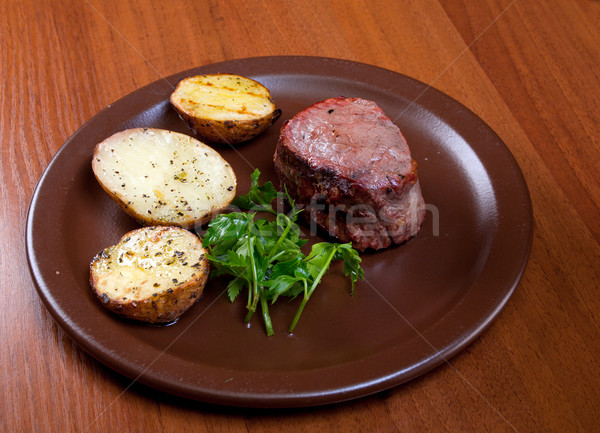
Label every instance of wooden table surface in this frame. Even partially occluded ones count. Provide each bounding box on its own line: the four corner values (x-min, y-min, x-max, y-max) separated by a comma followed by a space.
2, 0, 599, 431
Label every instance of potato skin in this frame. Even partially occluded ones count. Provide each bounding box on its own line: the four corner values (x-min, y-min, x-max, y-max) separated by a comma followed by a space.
176, 108, 282, 145
170, 73, 281, 144
90, 226, 210, 324
91, 272, 208, 324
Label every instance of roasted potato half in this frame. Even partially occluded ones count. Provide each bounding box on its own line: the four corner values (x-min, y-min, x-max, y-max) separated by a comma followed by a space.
92, 128, 236, 228
170, 73, 281, 144
90, 226, 209, 323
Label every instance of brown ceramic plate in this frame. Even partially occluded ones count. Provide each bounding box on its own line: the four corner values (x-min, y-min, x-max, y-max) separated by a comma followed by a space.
26, 56, 532, 408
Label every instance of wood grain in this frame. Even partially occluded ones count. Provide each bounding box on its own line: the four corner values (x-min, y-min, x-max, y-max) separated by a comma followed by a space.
2, 0, 599, 432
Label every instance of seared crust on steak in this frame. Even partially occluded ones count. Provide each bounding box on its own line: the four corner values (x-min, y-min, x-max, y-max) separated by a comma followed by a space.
274, 97, 426, 251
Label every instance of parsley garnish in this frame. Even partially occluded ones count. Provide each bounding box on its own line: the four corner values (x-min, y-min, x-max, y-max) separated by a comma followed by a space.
203, 169, 364, 336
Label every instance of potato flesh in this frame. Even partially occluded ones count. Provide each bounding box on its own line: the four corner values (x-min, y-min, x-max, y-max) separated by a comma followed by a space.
93, 128, 236, 226
92, 227, 205, 301
174, 75, 275, 121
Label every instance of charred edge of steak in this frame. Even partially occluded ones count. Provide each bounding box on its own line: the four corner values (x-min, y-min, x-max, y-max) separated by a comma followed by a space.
274, 140, 418, 205
274, 144, 426, 251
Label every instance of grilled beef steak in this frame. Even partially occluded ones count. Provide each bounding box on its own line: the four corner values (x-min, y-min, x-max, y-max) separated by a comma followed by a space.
274, 97, 426, 251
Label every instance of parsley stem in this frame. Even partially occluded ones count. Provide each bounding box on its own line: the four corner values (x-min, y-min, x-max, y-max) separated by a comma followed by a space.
288, 248, 337, 333
244, 236, 259, 322
267, 249, 288, 264
288, 298, 307, 333
261, 296, 274, 336
307, 247, 338, 297
268, 215, 293, 258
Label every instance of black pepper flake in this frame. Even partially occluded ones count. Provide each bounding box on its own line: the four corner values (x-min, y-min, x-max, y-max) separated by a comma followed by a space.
153, 282, 160, 287
328, 109, 334, 114
227, 186, 234, 191
172, 278, 178, 283
166, 289, 174, 294
101, 293, 110, 304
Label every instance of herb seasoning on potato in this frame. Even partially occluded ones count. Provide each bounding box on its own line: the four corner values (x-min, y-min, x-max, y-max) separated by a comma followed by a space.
170, 73, 281, 144
92, 128, 236, 228
90, 226, 209, 324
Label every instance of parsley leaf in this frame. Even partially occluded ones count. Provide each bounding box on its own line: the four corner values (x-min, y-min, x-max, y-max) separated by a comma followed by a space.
231, 169, 280, 213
